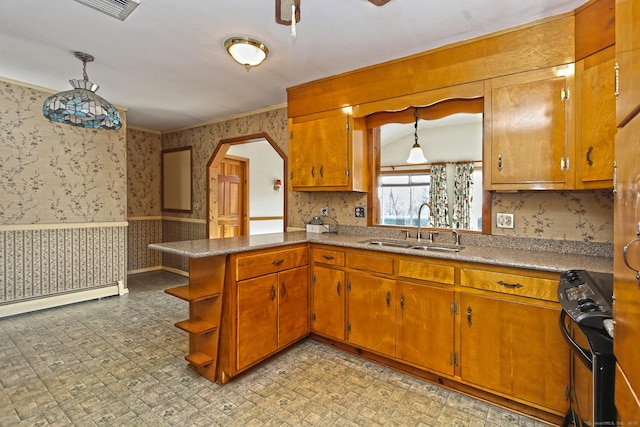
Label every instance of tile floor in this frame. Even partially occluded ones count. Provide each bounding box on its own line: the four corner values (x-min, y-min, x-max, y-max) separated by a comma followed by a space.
0, 271, 551, 426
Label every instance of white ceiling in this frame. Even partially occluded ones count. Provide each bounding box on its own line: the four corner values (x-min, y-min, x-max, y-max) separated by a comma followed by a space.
0, 0, 588, 132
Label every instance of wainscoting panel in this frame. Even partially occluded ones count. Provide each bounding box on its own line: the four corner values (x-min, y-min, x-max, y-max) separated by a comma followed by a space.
161, 219, 206, 273
0, 224, 127, 305
127, 218, 162, 273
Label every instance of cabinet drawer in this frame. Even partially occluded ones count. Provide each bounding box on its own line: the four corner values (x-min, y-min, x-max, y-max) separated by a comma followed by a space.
236, 247, 308, 281
460, 268, 558, 301
397, 260, 455, 285
347, 252, 393, 275
312, 248, 345, 266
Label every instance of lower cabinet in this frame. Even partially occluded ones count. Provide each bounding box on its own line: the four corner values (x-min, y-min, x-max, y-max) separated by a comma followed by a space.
396, 281, 455, 376
311, 265, 346, 340
460, 293, 569, 413
237, 265, 308, 371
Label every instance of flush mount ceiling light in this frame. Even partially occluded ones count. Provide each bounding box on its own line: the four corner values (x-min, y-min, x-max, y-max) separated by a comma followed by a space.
42, 51, 122, 130
224, 37, 269, 71
406, 108, 428, 164
72, 0, 141, 21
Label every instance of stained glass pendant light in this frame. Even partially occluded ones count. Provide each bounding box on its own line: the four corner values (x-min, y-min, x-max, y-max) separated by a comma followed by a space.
43, 52, 122, 130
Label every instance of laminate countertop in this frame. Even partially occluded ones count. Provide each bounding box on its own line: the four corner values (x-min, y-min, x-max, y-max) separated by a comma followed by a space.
149, 231, 613, 274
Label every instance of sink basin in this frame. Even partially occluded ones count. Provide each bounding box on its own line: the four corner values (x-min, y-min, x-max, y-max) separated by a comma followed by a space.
362, 239, 413, 248
409, 244, 464, 252
360, 239, 464, 252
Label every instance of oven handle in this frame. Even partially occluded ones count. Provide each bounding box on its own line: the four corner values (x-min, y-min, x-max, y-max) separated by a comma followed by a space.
559, 310, 593, 371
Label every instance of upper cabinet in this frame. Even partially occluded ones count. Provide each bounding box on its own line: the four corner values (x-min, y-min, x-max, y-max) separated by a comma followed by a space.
289, 110, 369, 192
616, 0, 640, 126
575, 47, 616, 189
485, 67, 575, 190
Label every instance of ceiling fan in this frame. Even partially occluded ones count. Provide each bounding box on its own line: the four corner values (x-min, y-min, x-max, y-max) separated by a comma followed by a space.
275, 0, 391, 27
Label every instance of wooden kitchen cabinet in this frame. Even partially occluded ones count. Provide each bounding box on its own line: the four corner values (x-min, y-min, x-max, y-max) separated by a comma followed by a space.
485, 66, 575, 190
237, 265, 308, 371
346, 271, 396, 356
616, 0, 640, 126
613, 114, 640, 418
311, 265, 346, 341
459, 264, 570, 415
289, 110, 368, 192
396, 281, 455, 376
575, 49, 616, 189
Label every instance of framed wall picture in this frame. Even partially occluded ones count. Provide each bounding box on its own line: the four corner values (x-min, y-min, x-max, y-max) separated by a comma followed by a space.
161, 146, 193, 213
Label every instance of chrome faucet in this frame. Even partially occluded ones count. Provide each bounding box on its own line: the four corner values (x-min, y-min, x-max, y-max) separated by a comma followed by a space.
452, 229, 461, 246
416, 202, 431, 241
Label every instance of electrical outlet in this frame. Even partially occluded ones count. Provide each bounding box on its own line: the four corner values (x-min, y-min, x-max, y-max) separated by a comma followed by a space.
320, 207, 329, 216
355, 206, 366, 218
496, 212, 514, 229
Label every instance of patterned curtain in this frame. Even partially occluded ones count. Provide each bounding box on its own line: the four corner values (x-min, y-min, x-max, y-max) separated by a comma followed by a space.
429, 165, 448, 227
452, 163, 474, 229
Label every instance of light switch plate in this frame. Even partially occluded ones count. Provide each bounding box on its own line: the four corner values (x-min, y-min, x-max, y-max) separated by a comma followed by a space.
496, 213, 514, 229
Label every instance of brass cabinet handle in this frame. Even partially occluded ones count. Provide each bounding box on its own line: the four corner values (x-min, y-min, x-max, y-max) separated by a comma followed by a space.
467, 307, 472, 326
272, 259, 284, 266
386, 290, 391, 308
281, 282, 286, 298
270, 284, 276, 301
311, 166, 315, 178
336, 280, 341, 296
586, 145, 594, 167
497, 280, 523, 289
322, 255, 335, 260
497, 154, 503, 172
400, 293, 405, 311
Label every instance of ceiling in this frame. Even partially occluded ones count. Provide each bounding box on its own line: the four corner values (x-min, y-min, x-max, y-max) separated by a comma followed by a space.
0, 0, 588, 133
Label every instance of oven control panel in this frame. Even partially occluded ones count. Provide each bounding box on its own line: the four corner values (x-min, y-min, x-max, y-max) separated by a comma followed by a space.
558, 269, 613, 328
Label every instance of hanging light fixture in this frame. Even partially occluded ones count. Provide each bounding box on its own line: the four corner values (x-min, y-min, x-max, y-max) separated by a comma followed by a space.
42, 52, 122, 130
224, 37, 269, 71
275, 0, 300, 37
406, 107, 428, 164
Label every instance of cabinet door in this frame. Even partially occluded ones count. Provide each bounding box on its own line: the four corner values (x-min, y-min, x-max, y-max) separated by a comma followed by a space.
509, 302, 569, 413
347, 271, 395, 356
577, 56, 615, 188
289, 119, 317, 187
616, 0, 640, 126
311, 266, 346, 340
290, 114, 350, 189
237, 274, 278, 371
613, 114, 640, 399
489, 70, 570, 188
396, 282, 455, 376
278, 266, 309, 348
459, 294, 512, 395
460, 293, 569, 413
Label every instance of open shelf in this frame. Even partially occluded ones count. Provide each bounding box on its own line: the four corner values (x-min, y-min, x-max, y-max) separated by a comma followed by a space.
185, 352, 215, 368
175, 319, 218, 335
165, 285, 220, 303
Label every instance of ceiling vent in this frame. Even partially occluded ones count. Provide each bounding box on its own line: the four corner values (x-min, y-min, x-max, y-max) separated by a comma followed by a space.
73, 0, 141, 21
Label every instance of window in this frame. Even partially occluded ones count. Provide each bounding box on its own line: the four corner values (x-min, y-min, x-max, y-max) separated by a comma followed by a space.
378, 173, 430, 226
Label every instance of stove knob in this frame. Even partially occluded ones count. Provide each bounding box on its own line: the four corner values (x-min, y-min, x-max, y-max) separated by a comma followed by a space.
578, 297, 595, 305
580, 302, 599, 312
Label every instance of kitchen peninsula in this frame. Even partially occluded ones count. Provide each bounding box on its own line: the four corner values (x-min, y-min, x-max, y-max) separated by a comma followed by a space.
150, 230, 612, 424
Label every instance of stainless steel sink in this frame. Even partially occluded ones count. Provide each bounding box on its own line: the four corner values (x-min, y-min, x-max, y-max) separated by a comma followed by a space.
360, 239, 464, 252
362, 239, 413, 248
409, 244, 464, 252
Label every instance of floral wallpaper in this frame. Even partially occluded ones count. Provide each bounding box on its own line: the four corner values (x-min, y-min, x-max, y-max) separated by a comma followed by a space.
0, 80, 127, 224
127, 128, 162, 217
0, 78, 128, 304
492, 190, 613, 243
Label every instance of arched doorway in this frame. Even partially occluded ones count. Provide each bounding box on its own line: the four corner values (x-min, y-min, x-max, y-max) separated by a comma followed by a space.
206, 133, 287, 238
